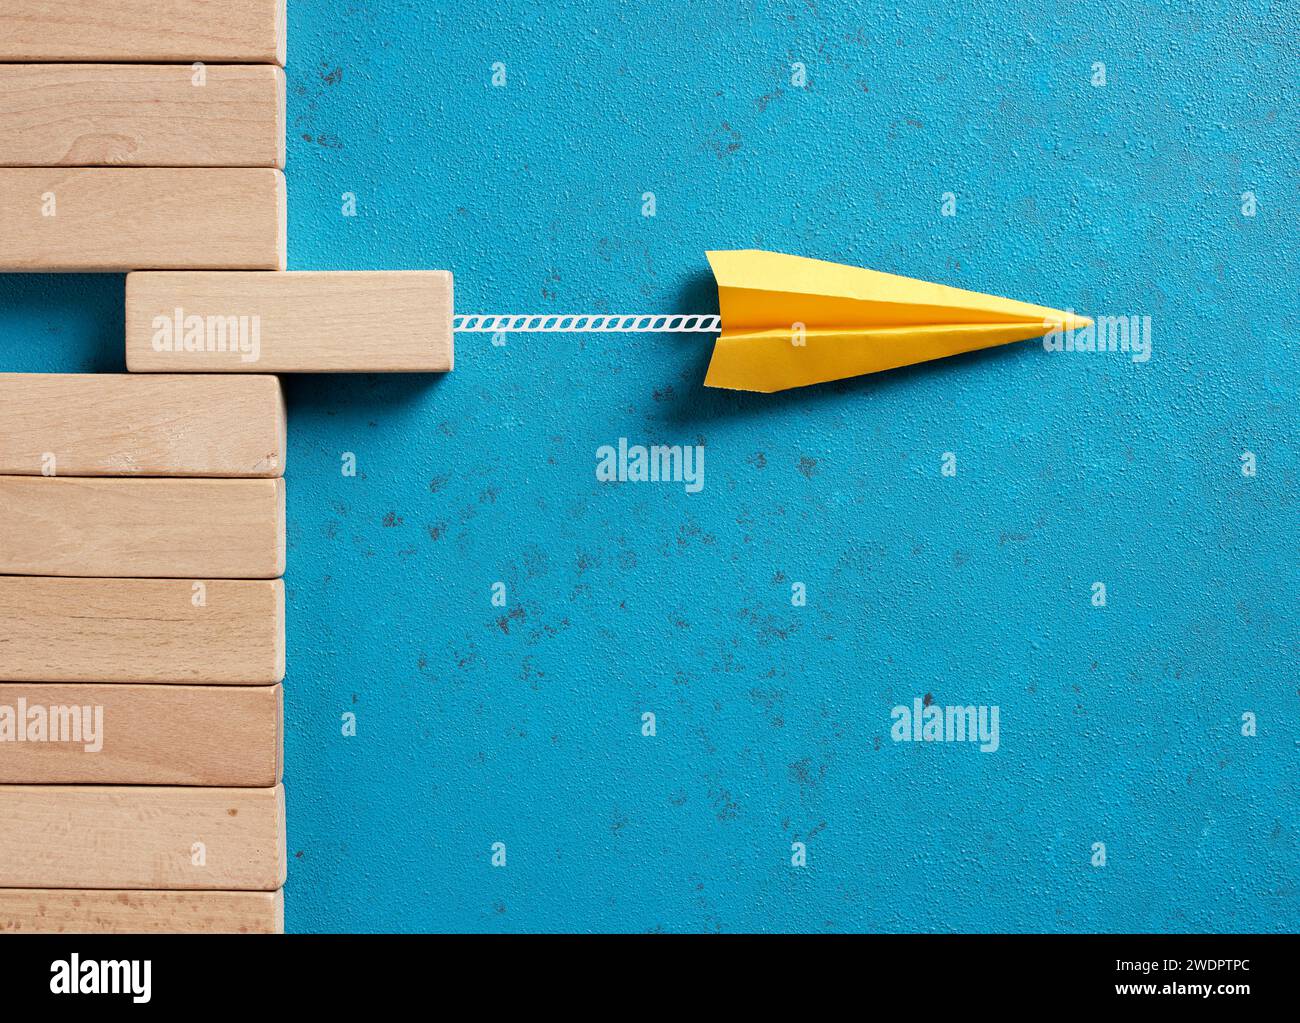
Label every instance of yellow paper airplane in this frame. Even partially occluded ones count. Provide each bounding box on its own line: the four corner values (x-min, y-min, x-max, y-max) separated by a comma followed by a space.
702, 250, 1092, 392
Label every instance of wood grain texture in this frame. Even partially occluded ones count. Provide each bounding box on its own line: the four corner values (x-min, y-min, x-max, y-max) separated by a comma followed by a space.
0, 64, 285, 168
0, 889, 283, 934
0, 785, 286, 890
0, 373, 285, 478
0, 683, 281, 785
0, 0, 286, 64
0, 477, 285, 578
0, 169, 285, 271
126, 271, 455, 373
0, 578, 284, 684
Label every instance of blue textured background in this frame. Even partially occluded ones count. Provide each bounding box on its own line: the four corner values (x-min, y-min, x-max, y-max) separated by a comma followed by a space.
2, 0, 1297, 932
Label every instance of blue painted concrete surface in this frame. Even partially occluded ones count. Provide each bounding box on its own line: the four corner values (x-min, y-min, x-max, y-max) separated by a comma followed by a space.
1, 0, 1296, 932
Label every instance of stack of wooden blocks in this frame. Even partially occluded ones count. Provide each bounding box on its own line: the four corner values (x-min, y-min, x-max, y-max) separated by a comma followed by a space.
0, 376, 289, 933
0, 1, 453, 933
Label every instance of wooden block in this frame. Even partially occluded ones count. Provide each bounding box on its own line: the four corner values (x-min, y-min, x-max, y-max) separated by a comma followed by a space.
0, 477, 285, 578
126, 271, 455, 373
0, 0, 286, 64
0, 373, 285, 478
0, 578, 284, 684
0, 889, 283, 934
0, 64, 285, 168
0, 785, 286, 890
0, 168, 285, 271
0, 683, 281, 785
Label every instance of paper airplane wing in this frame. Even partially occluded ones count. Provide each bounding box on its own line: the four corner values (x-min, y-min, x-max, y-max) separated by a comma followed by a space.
702, 250, 1091, 393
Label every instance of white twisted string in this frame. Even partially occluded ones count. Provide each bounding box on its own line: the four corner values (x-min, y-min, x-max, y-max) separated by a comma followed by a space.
453, 313, 720, 333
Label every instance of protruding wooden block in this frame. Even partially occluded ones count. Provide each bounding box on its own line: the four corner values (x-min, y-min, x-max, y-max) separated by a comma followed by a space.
0, 64, 286, 168
0, 477, 285, 578
0, 785, 286, 890
0, 683, 282, 785
0, 0, 286, 64
0, 168, 285, 271
0, 374, 285, 477
126, 271, 455, 373
0, 889, 283, 934
0, 578, 284, 684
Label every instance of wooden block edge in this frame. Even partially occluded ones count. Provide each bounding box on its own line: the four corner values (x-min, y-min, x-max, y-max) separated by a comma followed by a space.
266, 373, 289, 477
275, 0, 288, 67
272, 66, 287, 169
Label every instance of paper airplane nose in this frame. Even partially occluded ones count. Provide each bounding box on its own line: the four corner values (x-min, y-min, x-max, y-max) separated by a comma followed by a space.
1054, 312, 1094, 332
